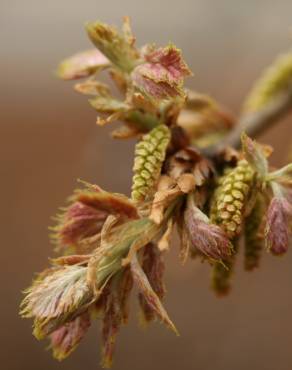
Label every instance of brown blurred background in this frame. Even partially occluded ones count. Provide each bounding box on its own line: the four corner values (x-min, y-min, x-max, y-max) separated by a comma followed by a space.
2, 1, 292, 369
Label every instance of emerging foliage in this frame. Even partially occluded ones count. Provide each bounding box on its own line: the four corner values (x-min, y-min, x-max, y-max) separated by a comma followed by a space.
21, 17, 292, 368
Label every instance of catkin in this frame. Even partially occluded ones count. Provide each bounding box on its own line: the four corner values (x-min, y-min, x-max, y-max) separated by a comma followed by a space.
211, 257, 235, 296
244, 195, 265, 271
210, 160, 255, 238
131, 125, 171, 201
244, 52, 292, 112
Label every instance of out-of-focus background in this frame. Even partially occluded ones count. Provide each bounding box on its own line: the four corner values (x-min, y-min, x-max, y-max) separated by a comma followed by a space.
2, 1, 292, 369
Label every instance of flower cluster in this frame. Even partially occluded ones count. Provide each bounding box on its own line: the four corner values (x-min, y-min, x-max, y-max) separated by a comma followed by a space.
21, 17, 292, 368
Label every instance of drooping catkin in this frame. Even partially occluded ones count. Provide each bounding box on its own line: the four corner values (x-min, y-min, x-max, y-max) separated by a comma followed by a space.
210, 160, 255, 238
131, 125, 171, 201
211, 256, 235, 296
244, 52, 292, 112
244, 195, 265, 271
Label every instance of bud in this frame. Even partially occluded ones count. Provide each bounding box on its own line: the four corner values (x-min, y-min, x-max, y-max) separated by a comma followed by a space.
265, 197, 290, 255
131, 125, 171, 201
184, 197, 233, 261
210, 160, 255, 238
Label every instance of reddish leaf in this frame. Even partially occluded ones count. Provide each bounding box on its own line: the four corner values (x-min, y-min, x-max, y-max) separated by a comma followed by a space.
52, 187, 138, 251
132, 44, 191, 99
138, 244, 165, 324
265, 197, 290, 255
101, 285, 122, 368
184, 200, 233, 260
131, 253, 177, 334
50, 312, 91, 360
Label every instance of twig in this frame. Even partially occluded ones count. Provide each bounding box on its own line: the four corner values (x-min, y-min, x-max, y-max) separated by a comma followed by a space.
203, 85, 292, 156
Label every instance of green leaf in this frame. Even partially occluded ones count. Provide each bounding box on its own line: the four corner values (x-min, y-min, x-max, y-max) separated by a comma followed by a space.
89, 96, 130, 114
86, 21, 139, 72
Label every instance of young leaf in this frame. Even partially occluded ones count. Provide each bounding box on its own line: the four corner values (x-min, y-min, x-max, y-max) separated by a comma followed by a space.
131, 253, 178, 335
86, 21, 139, 72
52, 186, 138, 251
50, 312, 91, 360
101, 284, 123, 369
20, 266, 92, 339
132, 44, 192, 99
57, 49, 110, 80
265, 197, 290, 255
241, 132, 268, 179
185, 196, 233, 260
89, 96, 130, 114
138, 244, 165, 324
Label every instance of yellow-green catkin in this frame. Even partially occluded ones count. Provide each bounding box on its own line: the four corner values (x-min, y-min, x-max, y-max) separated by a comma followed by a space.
131, 125, 171, 201
244, 195, 265, 271
211, 256, 235, 296
244, 52, 292, 112
210, 160, 255, 239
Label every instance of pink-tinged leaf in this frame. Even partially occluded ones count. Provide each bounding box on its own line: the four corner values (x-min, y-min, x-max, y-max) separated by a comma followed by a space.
55, 201, 107, 249
20, 266, 92, 339
143, 44, 192, 84
52, 187, 138, 251
176, 216, 192, 264
131, 253, 178, 334
265, 197, 290, 255
57, 49, 110, 80
184, 201, 233, 260
138, 244, 165, 324
241, 132, 268, 178
118, 268, 133, 324
50, 312, 91, 360
131, 69, 180, 99
101, 287, 122, 368
132, 44, 192, 99
98, 270, 132, 367
76, 190, 138, 219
